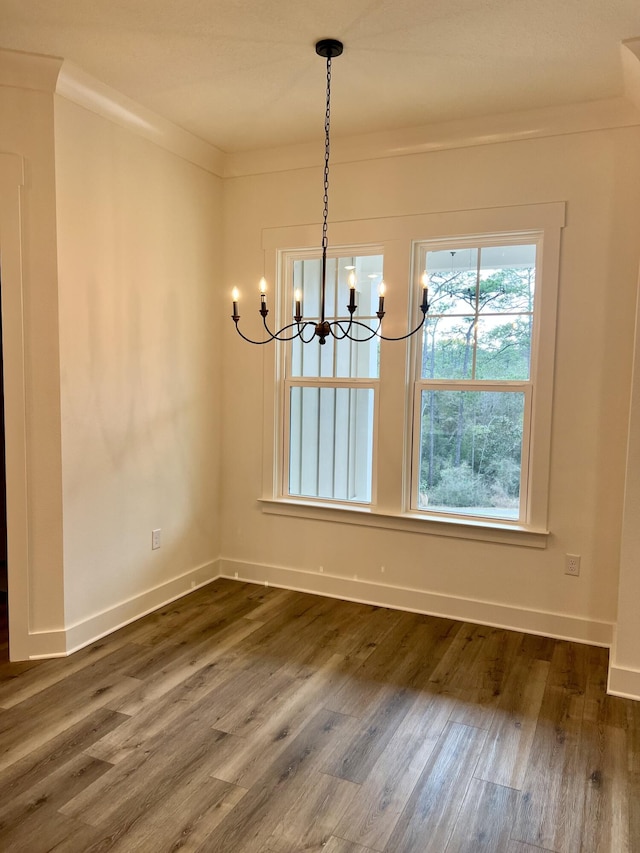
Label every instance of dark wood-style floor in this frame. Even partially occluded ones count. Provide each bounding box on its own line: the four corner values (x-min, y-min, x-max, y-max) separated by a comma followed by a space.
0, 580, 638, 852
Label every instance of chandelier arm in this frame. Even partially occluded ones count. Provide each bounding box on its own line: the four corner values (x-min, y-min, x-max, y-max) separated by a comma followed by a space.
232, 319, 316, 345
341, 318, 384, 341
329, 320, 380, 343
232, 321, 279, 345
300, 322, 321, 343
327, 318, 356, 340
377, 312, 428, 342
268, 319, 316, 343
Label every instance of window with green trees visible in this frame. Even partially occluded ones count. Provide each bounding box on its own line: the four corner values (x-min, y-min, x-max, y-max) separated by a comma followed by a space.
412, 241, 537, 521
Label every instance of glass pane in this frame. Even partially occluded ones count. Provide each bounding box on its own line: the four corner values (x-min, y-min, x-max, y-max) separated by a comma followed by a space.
417, 390, 524, 519
424, 248, 478, 315
289, 386, 374, 503
475, 316, 532, 380
290, 253, 382, 379
421, 316, 476, 379
478, 246, 536, 314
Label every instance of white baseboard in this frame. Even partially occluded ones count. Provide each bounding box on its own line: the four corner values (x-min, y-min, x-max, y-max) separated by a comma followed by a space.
218, 558, 614, 648
607, 664, 640, 701
29, 560, 221, 658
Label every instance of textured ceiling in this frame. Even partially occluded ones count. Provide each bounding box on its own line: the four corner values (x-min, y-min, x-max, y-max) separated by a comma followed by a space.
1, 0, 639, 152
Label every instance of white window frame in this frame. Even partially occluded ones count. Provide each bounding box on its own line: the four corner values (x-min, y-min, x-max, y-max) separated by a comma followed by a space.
409, 233, 541, 526
279, 245, 384, 507
259, 203, 564, 547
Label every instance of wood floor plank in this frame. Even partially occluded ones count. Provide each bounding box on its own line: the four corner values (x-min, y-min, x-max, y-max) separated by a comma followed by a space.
511, 683, 582, 851
209, 652, 359, 787
582, 644, 629, 729
322, 839, 377, 853
0, 645, 140, 772
322, 684, 415, 784
0, 707, 127, 805
60, 716, 234, 829
475, 656, 549, 789
85, 653, 248, 765
205, 708, 354, 853
326, 612, 459, 718
79, 777, 248, 852
105, 615, 264, 716
244, 587, 297, 621
102, 579, 245, 648
430, 623, 524, 730
209, 601, 403, 742
517, 633, 556, 662
0, 753, 112, 838
576, 721, 629, 852
630, 771, 640, 853
511, 634, 621, 852
263, 771, 359, 853
443, 777, 519, 852
0, 807, 100, 853
0, 633, 136, 710
334, 689, 456, 850
383, 721, 487, 853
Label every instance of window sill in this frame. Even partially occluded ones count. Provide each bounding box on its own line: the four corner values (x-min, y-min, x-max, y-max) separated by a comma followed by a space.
259, 498, 549, 548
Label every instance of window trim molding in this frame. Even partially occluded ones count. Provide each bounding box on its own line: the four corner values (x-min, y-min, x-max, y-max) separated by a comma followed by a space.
259, 497, 549, 548
260, 202, 565, 541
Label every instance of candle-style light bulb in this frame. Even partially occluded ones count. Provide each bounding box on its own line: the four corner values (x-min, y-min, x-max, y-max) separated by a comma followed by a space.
377, 281, 386, 315
258, 277, 269, 316
421, 272, 429, 312
348, 272, 356, 310
294, 288, 302, 321
232, 287, 240, 318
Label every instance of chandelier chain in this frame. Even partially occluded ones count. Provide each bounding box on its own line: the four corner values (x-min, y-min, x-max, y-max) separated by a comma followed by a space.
322, 56, 332, 254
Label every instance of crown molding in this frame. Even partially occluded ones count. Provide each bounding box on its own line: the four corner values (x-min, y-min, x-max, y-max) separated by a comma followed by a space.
0, 47, 63, 93
4, 45, 640, 182
224, 96, 640, 178
56, 62, 225, 176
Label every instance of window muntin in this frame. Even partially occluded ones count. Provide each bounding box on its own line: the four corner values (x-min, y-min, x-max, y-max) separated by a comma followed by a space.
413, 239, 538, 523
290, 255, 383, 380
284, 250, 382, 505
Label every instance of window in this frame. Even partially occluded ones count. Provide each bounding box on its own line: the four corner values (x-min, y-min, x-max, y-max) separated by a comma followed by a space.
263, 204, 563, 544
284, 251, 383, 503
412, 240, 537, 523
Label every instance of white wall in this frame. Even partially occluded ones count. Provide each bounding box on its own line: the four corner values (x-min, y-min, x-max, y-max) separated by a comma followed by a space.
221, 125, 640, 647
54, 96, 223, 647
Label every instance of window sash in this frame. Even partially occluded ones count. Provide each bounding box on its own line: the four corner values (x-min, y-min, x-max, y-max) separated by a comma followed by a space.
411, 381, 533, 524
283, 378, 378, 505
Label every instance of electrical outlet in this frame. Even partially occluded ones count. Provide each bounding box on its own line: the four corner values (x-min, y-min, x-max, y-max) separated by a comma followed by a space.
151, 528, 161, 550
565, 554, 581, 576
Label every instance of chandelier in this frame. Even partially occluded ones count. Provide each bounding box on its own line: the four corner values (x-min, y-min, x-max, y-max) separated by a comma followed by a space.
231, 38, 430, 345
